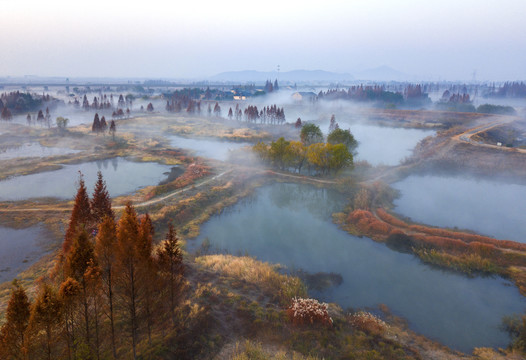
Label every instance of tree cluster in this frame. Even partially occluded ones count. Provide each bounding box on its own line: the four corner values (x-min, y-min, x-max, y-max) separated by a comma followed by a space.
490, 82, 526, 98
91, 113, 114, 136
227, 104, 286, 125
254, 137, 353, 175
254, 124, 355, 175
0, 91, 47, 116
264, 79, 279, 93
0, 173, 185, 360
165, 89, 203, 113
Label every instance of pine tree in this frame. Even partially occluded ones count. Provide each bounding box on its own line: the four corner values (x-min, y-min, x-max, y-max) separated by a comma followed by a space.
58, 278, 81, 360
157, 224, 184, 327
63, 173, 93, 255
64, 228, 96, 348
92, 113, 101, 133
94, 216, 118, 359
0, 280, 31, 360
100, 116, 108, 132
137, 214, 156, 344
91, 171, 113, 223
27, 284, 62, 360
115, 203, 140, 359
109, 120, 116, 140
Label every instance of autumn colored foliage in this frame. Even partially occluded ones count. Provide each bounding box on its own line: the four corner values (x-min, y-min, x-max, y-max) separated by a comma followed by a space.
287, 297, 332, 327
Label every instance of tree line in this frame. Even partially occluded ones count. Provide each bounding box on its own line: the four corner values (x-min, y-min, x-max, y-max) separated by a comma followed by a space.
0, 172, 184, 360
253, 122, 356, 175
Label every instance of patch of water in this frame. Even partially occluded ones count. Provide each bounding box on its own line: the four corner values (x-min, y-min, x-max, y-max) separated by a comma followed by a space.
0, 225, 51, 283
323, 122, 435, 166
189, 183, 526, 352
0, 157, 174, 201
392, 174, 526, 243
169, 135, 251, 161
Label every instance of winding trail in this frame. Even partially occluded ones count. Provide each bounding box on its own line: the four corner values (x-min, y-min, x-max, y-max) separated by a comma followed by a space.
0, 168, 337, 214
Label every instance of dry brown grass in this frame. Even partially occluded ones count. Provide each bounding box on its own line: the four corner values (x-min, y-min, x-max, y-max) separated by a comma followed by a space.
195, 255, 306, 305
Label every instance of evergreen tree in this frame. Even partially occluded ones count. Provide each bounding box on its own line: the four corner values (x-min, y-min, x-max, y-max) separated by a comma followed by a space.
94, 216, 118, 359
91, 171, 113, 223
27, 284, 62, 360
115, 203, 140, 359
109, 120, 116, 140
100, 116, 108, 132
157, 224, 184, 327
137, 214, 156, 344
92, 113, 101, 133
295, 117, 302, 128
58, 278, 81, 360
64, 229, 96, 348
213, 102, 221, 117
63, 173, 93, 255
0, 280, 31, 360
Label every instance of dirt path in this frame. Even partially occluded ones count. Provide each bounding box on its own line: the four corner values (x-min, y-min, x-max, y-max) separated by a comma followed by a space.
452, 115, 526, 153
0, 170, 233, 213
0, 167, 335, 214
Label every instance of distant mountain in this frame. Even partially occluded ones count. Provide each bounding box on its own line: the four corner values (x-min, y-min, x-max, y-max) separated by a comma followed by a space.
210, 69, 354, 83
354, 66, 411, 81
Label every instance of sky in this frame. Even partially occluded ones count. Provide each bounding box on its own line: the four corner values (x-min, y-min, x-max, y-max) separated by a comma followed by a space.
0, 0, 525, 81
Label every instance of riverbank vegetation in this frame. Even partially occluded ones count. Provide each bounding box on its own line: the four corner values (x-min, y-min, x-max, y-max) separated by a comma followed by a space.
340, 183, 526, 296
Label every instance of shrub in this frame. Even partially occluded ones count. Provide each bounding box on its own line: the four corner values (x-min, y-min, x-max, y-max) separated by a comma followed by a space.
376, 208, 408, 228
350, 311, 388, 335
287, 297, 332, 327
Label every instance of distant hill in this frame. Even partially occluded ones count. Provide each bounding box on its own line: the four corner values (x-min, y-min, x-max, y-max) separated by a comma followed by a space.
210, 69, 354, 83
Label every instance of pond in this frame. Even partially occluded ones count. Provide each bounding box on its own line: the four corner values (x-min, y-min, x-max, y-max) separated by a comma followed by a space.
392, 174, 526, 243
323, 122, 435, 166
189, 183, 526, 353
0, 157, 175, 201
0, 225, 52, 284
0, 142, 80, 160
168, 135, 251, 161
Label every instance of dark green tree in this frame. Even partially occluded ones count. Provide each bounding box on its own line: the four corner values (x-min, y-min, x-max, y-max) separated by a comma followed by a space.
300, 123, 323, 146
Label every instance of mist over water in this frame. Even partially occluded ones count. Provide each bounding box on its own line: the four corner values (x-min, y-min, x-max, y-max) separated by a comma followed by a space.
168, 135, 251, 161
0, 143, 80, 160
190, 183, 526, 352
393, 174, 526, 242
0, 157, 173, 200
321, 121, 435, 166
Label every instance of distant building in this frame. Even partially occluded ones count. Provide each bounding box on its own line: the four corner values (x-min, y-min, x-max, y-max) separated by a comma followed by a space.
292, 91, 317, 102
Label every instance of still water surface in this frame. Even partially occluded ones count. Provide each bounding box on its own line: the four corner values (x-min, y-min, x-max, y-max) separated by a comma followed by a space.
169, 135, 250, 161
0, 225, 51, 283
0, 157, 173, 200
393, 174, 526, 242
323, 122, 435, 166
189, 183, 526, 352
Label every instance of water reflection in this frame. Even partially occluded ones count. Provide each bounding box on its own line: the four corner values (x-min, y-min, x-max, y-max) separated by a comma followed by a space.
0, 157, 173, 200
168, 135, 250, 161
190, 183, 526, 352
393, 174, 526, 242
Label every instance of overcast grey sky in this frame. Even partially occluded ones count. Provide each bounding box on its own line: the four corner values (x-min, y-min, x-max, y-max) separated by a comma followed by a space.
0, 0, 524, 81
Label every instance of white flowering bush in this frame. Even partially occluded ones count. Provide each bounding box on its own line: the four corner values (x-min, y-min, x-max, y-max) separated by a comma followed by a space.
287, 297, 333, 327
350, 311, 388, 335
